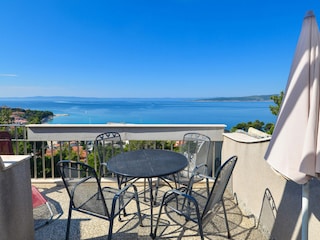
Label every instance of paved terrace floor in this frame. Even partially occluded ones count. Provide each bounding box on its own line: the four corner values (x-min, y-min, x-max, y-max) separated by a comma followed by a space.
33, 180, 267, 240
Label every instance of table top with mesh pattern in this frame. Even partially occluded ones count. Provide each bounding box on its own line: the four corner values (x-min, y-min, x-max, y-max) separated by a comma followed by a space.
107, 149, 188, 178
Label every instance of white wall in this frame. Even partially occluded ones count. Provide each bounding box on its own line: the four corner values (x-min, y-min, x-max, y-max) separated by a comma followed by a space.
221, 132, 320, 240
0, 156, 34, 240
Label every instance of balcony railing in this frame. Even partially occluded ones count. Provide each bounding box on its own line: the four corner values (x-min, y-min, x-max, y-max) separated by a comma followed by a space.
1, 123, 226, 180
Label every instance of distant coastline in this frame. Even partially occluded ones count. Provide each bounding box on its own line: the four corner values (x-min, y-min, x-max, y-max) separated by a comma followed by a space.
196, 95, 274, 102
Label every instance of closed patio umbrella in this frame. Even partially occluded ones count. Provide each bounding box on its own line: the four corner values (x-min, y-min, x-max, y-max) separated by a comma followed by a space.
264, 10, 320, 240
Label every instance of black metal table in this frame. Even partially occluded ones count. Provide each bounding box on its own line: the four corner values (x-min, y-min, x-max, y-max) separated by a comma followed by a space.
107, 149, 188, 236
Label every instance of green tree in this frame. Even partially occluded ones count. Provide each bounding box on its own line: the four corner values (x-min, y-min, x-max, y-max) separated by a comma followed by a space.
87, 152, 96, 168
0, 107, 13, 124
230, 120, 265, 132
269, 91, 284, 116
230, 91, 284, 134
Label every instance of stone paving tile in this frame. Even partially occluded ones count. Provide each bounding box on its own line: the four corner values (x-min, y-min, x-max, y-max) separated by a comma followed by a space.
34, 182, 267, 240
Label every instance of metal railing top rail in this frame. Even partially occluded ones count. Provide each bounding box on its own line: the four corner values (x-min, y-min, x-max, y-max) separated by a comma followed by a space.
26, 123, 226, 141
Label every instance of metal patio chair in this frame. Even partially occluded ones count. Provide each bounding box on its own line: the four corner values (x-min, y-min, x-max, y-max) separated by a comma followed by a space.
56, 160, 142, 240
95, 132, 152, 204
158, 133, 212, 196
152, 155, 238, 240
176, 133, 212, 186
95, 132, 137, 188
0, 131, 14, 154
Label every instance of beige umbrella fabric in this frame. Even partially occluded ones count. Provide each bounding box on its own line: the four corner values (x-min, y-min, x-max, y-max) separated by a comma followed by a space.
264, 10, 320, 185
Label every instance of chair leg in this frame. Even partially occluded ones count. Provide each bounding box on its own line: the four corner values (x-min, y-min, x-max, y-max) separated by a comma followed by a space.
206, 178, 210, 196
152, 195, 166, 239
154, 178, 160, 205
108, 218, 114, 240
190, 203, 204, 240
198, 221, 205, 240
222, 198, 231, 238
144, 178, 147, 201
132, 185, 143, 226
66, 204, 72, 240
116, 175, 128, 220
99, 165, 104, 182
173, 174, 179, 189
199, 222, 204, 240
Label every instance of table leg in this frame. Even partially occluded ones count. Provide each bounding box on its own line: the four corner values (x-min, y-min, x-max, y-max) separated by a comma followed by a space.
148, 178, 154, 237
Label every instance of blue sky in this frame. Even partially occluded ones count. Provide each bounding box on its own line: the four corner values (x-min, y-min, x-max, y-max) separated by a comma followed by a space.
1, 1, 319, 98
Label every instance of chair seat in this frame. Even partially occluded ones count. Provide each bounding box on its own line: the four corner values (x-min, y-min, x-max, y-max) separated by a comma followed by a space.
57, 160, 142, 240
74, 185, 136, 218
164, 186, 215, 223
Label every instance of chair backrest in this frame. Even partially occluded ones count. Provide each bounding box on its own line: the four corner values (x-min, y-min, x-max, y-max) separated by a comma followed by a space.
202, 155, 238, 222
95, 132, 123, 165
56, 160, 110, 217
180, 133, 211, 177
0, 131, 14, 155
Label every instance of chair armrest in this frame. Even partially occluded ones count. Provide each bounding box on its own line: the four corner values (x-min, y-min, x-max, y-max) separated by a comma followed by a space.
197, 173, 215, 182
100, 182, 137, 200
187, 173, 215, 196
114, 182, 137, 197
162, 188, 201, 218
163, 188, 197, 203
108, 183, 139, 212
192, 163, 208, 176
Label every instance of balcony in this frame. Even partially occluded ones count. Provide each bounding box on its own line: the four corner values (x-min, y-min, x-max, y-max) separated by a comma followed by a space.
2, 123, 320, 239
33, 180, 264, 240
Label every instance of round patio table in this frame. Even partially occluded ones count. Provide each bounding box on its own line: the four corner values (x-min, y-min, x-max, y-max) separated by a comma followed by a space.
107, 149, 188, 237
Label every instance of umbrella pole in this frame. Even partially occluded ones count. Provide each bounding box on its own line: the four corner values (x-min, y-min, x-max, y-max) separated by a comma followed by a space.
302, 182, 309, 240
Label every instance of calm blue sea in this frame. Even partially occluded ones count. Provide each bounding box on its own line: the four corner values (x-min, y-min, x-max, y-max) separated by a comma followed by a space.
0, 97, 277, 130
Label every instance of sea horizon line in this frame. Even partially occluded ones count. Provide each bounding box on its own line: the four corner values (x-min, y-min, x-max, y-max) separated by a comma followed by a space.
0, 94, 276, 102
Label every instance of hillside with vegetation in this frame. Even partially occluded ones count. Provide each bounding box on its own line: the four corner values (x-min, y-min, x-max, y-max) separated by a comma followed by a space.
198, 95, 274, 102
229, 92, 284, 134
0, 106, 53, 124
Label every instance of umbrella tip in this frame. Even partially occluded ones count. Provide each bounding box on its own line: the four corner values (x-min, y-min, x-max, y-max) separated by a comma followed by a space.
305, 10, 315, 18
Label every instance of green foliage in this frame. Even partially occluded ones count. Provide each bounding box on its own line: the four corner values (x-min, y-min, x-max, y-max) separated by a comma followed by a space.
86, 152, 96, 168
124, 140, 153, 150
181, 141, 197, 154
269, 91, 284, 116
0, 107, 13, 124
230, 120, 265, 132
0, 107, 53, 124
264, 123, 274, 134
24, 109, 53, 123
230, 91, 284, 134
31, 146, 81, 178
123, 140, 177, 151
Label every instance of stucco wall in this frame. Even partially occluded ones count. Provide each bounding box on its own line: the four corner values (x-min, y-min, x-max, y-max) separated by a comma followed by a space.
221, 132, 320, 240
0, 155, 34, 240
